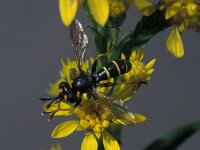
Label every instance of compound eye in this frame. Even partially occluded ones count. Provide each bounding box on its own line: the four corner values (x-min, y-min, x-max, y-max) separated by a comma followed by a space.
59, 82, 70, 89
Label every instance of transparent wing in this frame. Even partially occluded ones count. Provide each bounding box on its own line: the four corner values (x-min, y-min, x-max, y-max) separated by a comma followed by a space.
70, 19, 88, 71
92, 89, 136, 126
97, 80, 147, 101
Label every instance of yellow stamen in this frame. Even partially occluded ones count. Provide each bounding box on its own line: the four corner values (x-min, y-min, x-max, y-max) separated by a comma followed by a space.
102, 120, 110, 128
80, 119, 90, 129
93, 124, 104, 133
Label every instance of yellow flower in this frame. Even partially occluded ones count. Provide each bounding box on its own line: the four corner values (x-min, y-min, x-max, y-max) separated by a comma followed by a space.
51, 96, 146, 150
42, 56, 151, 149
44, 58, 92, 117
131, 0, 199, 58
128, 0, 157, 16
59, 0, 109, 26
43, 101, 73, 117
48, 58, 91, 96
112, 50, 156, 101
108, 0, 129, 17
122, 50, 156, 82
160, 0, 200, 30
160, 0, 200, 58
166, 26, 184, 58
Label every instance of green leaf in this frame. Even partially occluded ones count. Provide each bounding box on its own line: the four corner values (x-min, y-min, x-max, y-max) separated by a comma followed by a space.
108, 13, 126, 28
98, 124, 122, 150
107, 123, 122, 143
83, 0, 111, 69
144, 122, 200, 150
118, 10, 171, 58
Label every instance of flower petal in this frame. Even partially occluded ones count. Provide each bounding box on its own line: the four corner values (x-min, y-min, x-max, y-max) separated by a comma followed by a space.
130, 51, 136, 61
48, 79, 64, 97
121, 53, 126, 59
81, 132, 98, 150
167, 27, 184, 58
133, 113, 147, 123
52, 120, 79, 138
87, 0, 109, 26
131, 0, 157, 16
138, 49, 144, 61
165, 2, 181, 20
145, 59, 156, 70
103, 131, 120, 150
146, 68, 154, 76
43, 101, 72, 116
59, 0, 78, 26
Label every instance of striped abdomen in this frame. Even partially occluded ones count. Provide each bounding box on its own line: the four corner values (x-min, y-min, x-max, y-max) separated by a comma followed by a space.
92, 59, 132, 83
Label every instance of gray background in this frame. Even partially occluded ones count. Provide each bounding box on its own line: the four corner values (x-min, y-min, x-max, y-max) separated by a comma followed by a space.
0, 0, 199, 150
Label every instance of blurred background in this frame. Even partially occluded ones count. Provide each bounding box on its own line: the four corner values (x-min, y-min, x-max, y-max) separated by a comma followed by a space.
0, 0, 199, 149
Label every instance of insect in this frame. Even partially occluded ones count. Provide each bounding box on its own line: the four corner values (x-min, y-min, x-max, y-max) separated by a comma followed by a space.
40, 19, 146, 125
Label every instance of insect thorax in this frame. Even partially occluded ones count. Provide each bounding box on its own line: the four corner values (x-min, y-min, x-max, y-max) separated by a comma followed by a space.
71, 72, 93, 94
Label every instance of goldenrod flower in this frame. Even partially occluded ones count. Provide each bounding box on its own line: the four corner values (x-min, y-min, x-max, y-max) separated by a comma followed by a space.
109, 0, 157, 18
48, 58, 91, 96
128, 0, 157, 16
122, 50, 156, 82
112, 50, 156, 101
49, 96, 146, 150
42, 54, 154, 149
44, 58, 92, 117
130, 0, 200, 58
160, 0, 200, 31
44, 94, 146, 149
108, 0, 129, 17
59, 0, 109, 26
159, 0, 200, 58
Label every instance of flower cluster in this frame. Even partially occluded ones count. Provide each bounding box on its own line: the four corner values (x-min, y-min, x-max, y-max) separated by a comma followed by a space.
160, 0, 200, 31
59, 0, 109, 26
112, 50, 156, 101
42, 50, 155, 150
40, 0, 200, 149
109, 0, 128, 17
160, 0, 200, 58
58, 0, 157, 26
133, 0, 200, 58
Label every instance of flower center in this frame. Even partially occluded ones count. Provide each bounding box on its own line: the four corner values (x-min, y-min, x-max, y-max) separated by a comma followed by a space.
75, 101, 111, 133
109, 0, 128, 17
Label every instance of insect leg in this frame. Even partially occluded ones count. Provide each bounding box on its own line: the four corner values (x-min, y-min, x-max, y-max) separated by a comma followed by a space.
92, 53, 107, 73
46, 99, 58, 109
97, 81, 147, 88
43, 101, 71, 121
39, 97, 57, 101
39, 97, 60, 109
74, 96, 82, 108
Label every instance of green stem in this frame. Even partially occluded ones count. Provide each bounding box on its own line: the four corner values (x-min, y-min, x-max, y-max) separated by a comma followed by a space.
112, 28, 119, 49
83, 1, 109, 69
108, 27, 119, 61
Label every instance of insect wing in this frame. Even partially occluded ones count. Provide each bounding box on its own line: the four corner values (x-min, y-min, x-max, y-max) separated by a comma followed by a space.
98, 80, 147, 101
70, 19, 88, 71
92, 89, 136, 125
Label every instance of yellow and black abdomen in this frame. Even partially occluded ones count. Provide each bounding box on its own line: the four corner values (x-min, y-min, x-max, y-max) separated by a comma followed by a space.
92, 59, 132, 83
